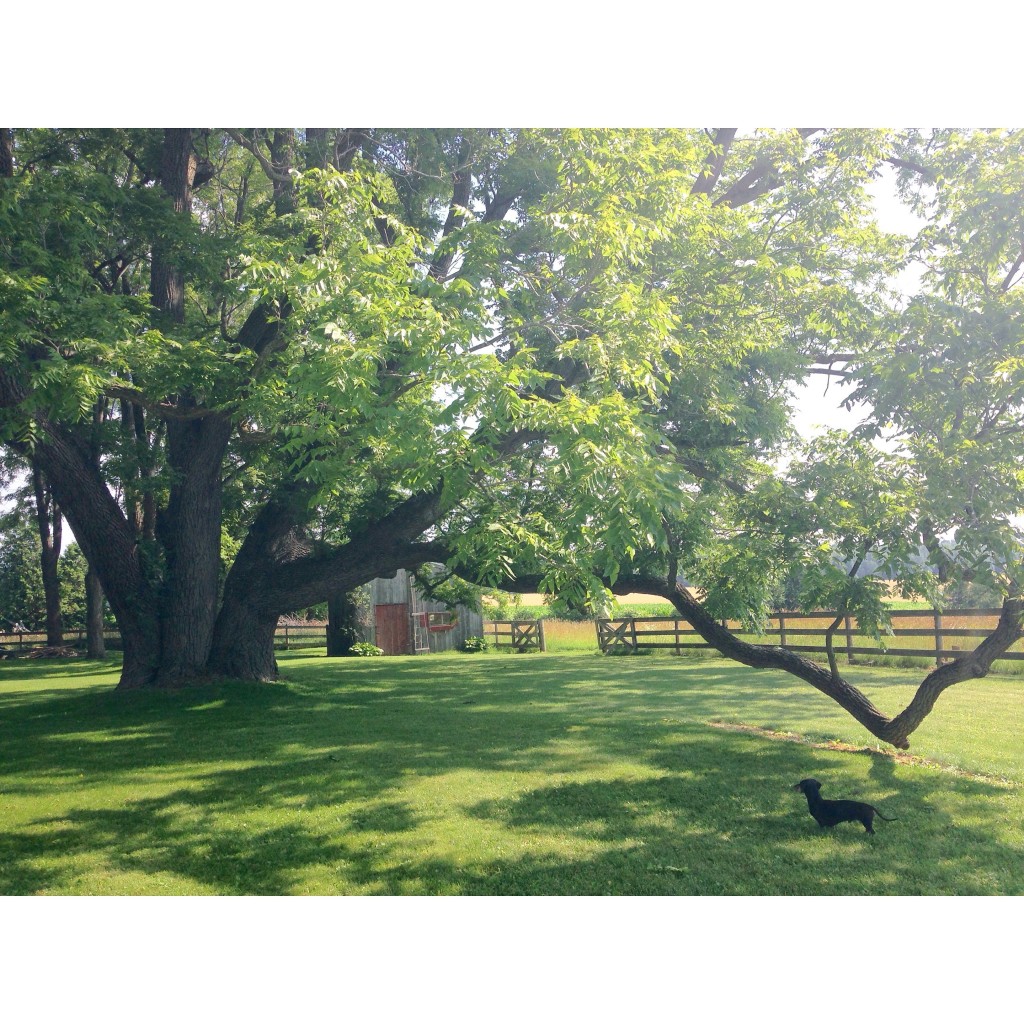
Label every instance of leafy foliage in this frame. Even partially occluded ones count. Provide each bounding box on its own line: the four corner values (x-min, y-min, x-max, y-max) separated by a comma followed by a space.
349, 642, 384, 657
0, 519, 89, 631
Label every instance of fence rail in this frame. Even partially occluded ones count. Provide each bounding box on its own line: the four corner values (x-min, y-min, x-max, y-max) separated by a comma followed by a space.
273, 623, 328, 650
1, 621, 538, 656
481, 619, 546, 652
596, 608, 1024, 665
0, 629, 121, 653
0, 625, 327, 654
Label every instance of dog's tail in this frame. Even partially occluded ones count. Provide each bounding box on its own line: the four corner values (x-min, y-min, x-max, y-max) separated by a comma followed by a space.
874, 809, 897, 822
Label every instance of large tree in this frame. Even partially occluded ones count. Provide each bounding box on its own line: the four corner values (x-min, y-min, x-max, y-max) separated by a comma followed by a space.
3, 127, 1021, 749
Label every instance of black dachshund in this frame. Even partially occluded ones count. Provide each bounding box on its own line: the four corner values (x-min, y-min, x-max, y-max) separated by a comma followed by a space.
793, 778, 897, 834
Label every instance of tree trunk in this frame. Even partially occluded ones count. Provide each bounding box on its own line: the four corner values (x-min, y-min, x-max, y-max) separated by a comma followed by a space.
205, 596, 281, 681
85, 567, 106, 659
18, 411, 216, 689
326, 590, 367, 656
305, 128, 331, 171
154, 415, 232, 686
150, 129, 195, 323
0, 128, 13, 177
31, 460, 64, 646
205, 488, 310, 680
24, 419, 161, 686
270, 129, 295, 217
145, 128, 232, 688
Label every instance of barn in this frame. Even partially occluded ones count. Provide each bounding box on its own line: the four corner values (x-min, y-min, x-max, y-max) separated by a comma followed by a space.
368, 569, 484, 655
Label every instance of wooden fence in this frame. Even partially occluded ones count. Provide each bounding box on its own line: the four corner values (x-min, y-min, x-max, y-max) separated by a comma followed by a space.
481, 619, 546, 652
1, 621, 538, 656
273, 623, 329, 650
6, 610, 1021, 666
275, 619, 549, 653
0, 628, 121, 653
1, 624, 325, 654
596, 608, 1024, 666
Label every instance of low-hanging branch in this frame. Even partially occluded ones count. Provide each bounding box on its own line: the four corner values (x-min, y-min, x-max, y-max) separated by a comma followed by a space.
480, 563, 1024, 750
635, 574, 1024, 749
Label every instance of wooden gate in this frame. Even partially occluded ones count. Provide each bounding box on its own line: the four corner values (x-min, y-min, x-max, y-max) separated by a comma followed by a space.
596, 618, 638, 652
375, 603, 410, 655
481, 620, 546, 652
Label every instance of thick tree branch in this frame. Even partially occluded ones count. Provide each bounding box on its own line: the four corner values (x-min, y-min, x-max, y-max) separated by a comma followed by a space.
232, 297, 292, 365
0, 366, 29, 410
884, 599, 1024, 741
715, 157, 783, 208
886, 156, 935, 180
429, 137, 474, 282
225, 129, 294, 184
824, 550, 867, 682
477, 562, 1024, 749
713, 129, 824, 209
691, 129, 737, 197
1000, 247, 1024, 292
104, 385, 225, 421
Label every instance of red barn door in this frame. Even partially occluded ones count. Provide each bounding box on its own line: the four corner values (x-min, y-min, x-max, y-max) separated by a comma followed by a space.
375, 603, 410, 655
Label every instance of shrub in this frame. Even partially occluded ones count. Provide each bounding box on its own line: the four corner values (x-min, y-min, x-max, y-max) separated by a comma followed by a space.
349, 642, 384, 657
459, 636, 490, 653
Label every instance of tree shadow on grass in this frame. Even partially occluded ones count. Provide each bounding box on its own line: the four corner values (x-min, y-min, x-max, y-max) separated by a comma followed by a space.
453, 730, 1023, 895
1, 655, 1021, 894
0, 800, 347, 896
0, 656, 121, 681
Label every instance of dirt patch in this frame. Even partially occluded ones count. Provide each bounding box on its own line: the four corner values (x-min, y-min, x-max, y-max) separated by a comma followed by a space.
707, 720, 1017, 786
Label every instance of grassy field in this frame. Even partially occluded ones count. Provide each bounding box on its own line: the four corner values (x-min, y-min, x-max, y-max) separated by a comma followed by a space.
1, 649, 1021, 895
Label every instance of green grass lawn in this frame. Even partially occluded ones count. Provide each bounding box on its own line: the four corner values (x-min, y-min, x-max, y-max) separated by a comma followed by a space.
1, 650, 1021, 895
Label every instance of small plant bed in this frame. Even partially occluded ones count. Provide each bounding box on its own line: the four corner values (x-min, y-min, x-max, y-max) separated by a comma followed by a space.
348, 642, 384, 657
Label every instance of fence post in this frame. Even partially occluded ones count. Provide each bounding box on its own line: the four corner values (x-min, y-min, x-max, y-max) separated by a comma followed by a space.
934, 610, 944, 667
538, 619, 546, 653
674, 618, 681, 656
630, 617, 638, 652
778, 612, 787, 651
844, 615, 855, 664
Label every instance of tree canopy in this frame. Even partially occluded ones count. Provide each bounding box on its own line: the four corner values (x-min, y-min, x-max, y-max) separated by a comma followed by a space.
2, 127, 1023, 747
